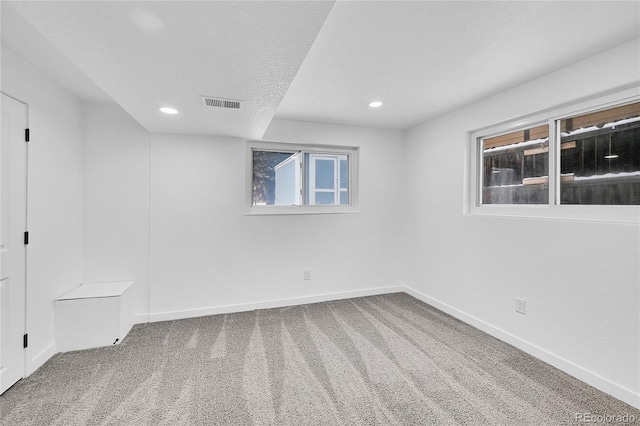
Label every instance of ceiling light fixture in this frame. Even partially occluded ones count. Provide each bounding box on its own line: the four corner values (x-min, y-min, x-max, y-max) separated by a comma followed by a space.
160, 107, 178, 114
368, 101, 383, 108
604, 154, 619, 159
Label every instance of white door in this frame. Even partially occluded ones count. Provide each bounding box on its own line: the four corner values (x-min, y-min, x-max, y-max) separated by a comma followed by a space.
0, 93, 27, 394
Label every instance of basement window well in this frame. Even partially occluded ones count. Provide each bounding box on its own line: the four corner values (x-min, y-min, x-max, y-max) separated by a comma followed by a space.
470, 89, 640, 222
247, 141, 358, 215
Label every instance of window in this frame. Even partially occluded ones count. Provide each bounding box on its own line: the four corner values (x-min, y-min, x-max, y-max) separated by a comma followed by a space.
559, 103, 640, 205
307, 153, 349, 205
470, 90, 640, 222
248, 142, 358, 214
481, 124, 549, 204
253, 150, 301, 206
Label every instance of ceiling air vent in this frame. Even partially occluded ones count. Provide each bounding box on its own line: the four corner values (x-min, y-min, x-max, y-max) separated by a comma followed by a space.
201, 96, 244, 110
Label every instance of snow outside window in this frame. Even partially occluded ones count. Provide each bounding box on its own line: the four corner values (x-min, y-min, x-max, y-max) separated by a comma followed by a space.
559, 103, 640, 205
481, 124, 550, 205
470, 93, 640, 222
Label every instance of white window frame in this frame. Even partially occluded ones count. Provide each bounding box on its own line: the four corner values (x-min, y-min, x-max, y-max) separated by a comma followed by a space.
246, 141, 359, 215
307, 153, 349, 205
469, 87, 640, 223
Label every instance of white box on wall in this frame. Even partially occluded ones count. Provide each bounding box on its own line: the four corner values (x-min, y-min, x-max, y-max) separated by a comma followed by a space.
55, 281, 135, 352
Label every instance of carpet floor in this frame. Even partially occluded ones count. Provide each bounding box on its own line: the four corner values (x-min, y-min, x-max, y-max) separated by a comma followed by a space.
1, 293, 638, 425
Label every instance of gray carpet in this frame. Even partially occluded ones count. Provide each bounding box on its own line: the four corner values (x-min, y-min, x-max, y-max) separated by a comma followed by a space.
1, 293, 638, 425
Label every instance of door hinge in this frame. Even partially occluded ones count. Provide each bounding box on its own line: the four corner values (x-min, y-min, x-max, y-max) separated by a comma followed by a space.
23, 333, 28, 348
25, 128, 30, 142
24, 231, 29, 245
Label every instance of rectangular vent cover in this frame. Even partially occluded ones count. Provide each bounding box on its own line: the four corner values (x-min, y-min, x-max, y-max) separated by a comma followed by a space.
201, 96, 244, 110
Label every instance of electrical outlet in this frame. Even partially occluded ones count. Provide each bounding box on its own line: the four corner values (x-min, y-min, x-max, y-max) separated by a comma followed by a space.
304, 269, 311, 280
515, 298, 526, 315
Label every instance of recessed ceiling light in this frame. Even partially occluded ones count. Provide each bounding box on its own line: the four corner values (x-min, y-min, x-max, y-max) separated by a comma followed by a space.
368, 101, 383, 108
160, 107, 178, 114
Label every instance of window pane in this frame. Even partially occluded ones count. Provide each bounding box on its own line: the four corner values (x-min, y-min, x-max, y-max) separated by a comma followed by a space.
315, 158, 336, 189
306, 153, 350, 206
252, 151, 301, 206
482, 125, 549, 204
340, 191, 348, 205
274, 155, 301, 205
560, 102, 640, 205
315, 192, 335, 204
340, 158, 348, 189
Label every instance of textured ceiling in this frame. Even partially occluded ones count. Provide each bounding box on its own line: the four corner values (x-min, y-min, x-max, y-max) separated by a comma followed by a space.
3, 1, 639, 137
1, 4, 111, 103
275, 1, 640, 130
5, 1, 334, 139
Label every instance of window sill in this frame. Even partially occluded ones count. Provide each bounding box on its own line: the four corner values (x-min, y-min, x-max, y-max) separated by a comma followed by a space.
468, 204, 640, 224
245, 205, 359, 216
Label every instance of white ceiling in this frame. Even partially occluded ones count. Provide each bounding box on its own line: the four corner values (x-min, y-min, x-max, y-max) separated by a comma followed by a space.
277, 1, 640, 129
1, 4, 112, 103
2, 1, 639, 138
3, 1, 335, 139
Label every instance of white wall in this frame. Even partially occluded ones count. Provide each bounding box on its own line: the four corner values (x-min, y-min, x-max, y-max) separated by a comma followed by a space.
5, 26, 637, 410
82, 101, 150, 320
148, 121, 406, 319
79, 104, 407, 321
1, 46, 84, 373
404, 39, 640, 407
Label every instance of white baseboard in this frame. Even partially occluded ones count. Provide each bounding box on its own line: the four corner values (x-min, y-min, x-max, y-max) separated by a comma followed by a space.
27, 342, 56, 376
148, 285, 406, 323
134, 313, 150, 324
402, 285, 640, 410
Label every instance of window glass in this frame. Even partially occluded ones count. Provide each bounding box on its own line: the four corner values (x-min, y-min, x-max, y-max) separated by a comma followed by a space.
252, 151, 300, 206
315, 158, 336, 189
340, 191, 349, 205
340, 159, 349, 204
315, 192, 335, 205
274, 154, 301, 206
560, 102, 640, 205
482, 125, 549, 204
251, 146, 354, 211
306, 153, 349, 205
